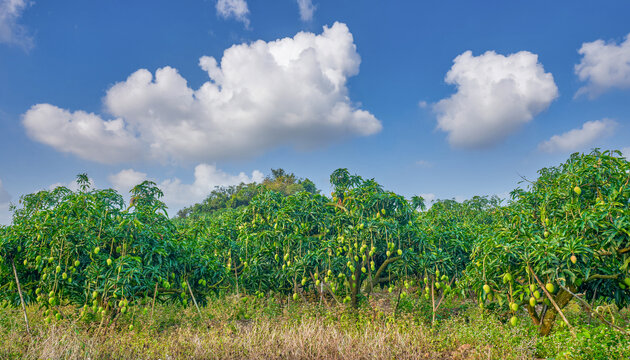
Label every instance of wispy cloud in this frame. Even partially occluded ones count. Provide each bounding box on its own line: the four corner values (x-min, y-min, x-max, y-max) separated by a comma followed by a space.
216, 0, 250, 27
0, 0, 33, 50
538, 119, 617, 153
297, 0, 316, 22
415, 160, 433, 168
0, 179, 10, 204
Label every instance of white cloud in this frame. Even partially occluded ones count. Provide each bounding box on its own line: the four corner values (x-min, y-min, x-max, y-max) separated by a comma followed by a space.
538, 119, 617, 153
0, 176, 99, 225
494, 191, 510, 201
418, 100, 428, 109
23, 23, 381, 164
415, 160, 432, 168
23, 104, 143, 164
159, 164, 263, 208
0, 0, 33, 49
453, 195, 467, 203
297, 0, 316, 22
621, 147, 630, 159
434, 50, 558, 148
109, 164, 264, 210
419, 193, 436, 205
575, 33, 630, 98
49, 176, 96, 192
0, 179, 10, 204
107, 169, 148, 194
216, 0, 250, 27
0, 203, 10, 225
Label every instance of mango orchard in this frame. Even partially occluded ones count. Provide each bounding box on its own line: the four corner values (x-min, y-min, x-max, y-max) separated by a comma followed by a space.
0, 150, 628, 337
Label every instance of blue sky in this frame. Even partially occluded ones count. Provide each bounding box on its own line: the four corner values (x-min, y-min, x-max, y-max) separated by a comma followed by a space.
1, 0, 629, 224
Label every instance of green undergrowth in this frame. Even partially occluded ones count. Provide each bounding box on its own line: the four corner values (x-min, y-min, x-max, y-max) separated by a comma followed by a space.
0, 293, 628, 359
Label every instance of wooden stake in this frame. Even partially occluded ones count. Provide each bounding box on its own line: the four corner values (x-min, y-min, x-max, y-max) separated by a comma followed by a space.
186, 280, 202, 317
12, 260, 31, 335
151, 281, 158, 322
431, 278, 436, 324
434, 276, 456, 311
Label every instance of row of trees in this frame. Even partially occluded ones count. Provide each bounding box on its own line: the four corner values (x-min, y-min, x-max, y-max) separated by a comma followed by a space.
175, 168, 317, 219
1, 150, 628, 336
0, 176, 221, 325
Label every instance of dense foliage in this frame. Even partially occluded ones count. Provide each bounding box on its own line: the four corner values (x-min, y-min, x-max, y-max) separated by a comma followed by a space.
0, 176, 221, 322
176, 168, 318, 219
1, 150, 629, 337
465, 150, 630, 334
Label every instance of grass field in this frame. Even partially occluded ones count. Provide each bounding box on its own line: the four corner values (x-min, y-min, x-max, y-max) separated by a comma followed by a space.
2, 291, 629, 360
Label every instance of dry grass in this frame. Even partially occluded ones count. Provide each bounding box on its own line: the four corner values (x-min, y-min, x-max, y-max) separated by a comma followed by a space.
1, 293, 627, 360
1, 316, 532, 360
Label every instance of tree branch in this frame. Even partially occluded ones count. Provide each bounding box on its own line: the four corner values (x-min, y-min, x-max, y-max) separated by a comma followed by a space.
526, 302, 541, 326
528, 265, 576, 338
371, 257, 400, 288
434, 276, 456, 311
559, 285, 629, 336
586, 274, 619, 282
596, 246, 630, 256
326, 202, 348, 213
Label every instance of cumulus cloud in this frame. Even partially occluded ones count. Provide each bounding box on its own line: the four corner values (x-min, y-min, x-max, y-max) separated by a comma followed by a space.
216, 0, 250, 27
297, 0, 316, 22
23, 23, 380, 164
434, 50, 558, 148
107, 169, 148, 194
0, 179, 10, 204
159, 165, 264, 208
575, 33, 630, 98
621, 147, 630, 159
109, 165, 263, 210
23, 104, 143, 164
419, 193, 436, 205
0, 0, 33, 49
49, 176, 96, 192
538, 119, 617, 153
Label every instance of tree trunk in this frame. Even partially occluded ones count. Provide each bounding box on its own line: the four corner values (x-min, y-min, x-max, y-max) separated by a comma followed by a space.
539, 288, 573, 336
370, 257, 400, 289
526, 303, 541, 326
351, 262, 361, 308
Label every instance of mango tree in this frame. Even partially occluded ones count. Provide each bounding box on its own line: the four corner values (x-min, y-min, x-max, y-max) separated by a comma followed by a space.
415, 196, 500, 323
0, 175, 217, 325
465, 150, 630, 335
196, 169, 423, 309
